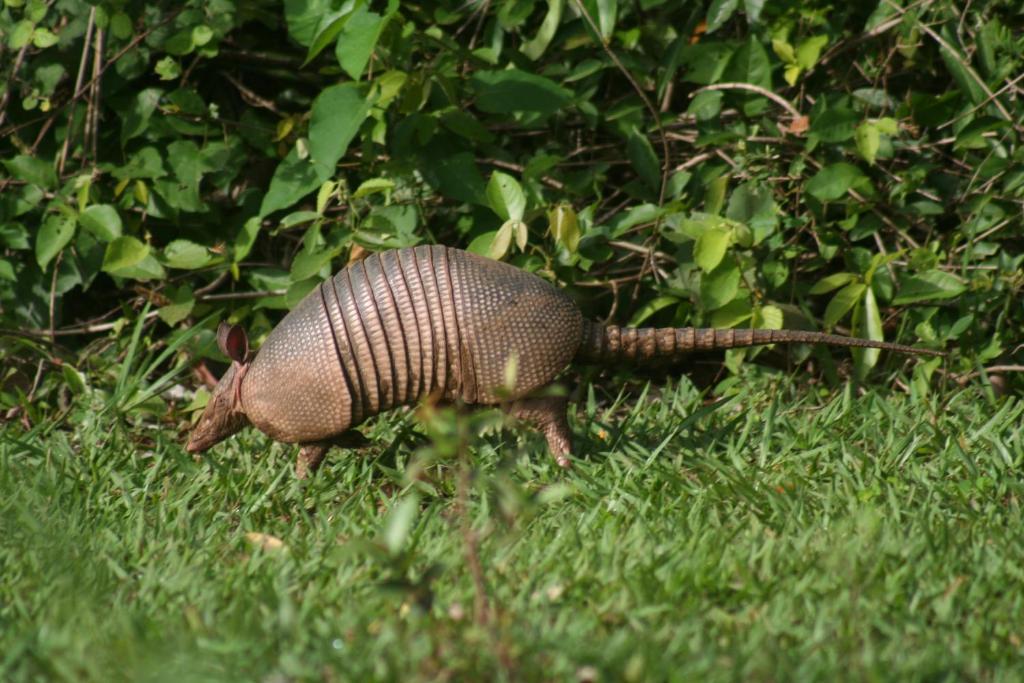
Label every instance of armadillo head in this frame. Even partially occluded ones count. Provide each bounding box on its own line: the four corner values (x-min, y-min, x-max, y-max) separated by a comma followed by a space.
186, 323, 252, 454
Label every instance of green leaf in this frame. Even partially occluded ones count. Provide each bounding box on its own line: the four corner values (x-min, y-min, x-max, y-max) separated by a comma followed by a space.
710, 298, 753, 328
471, 69, 572, 117
705, 0, 738, 34
334, 0, 396, 80
700, 258, 741, 310
157, 285, 195, 326
725, 181, 777, 244
32, 28, 59, 48
688, 90, 723, 122
694, 227, 731, 272
548, 203, 580, 253
308, 83, 372, 177
383, 494, 419, 555
521, 0, 564, 60
121, 88, 163, 144
3, 154, 56, 189
725, 35, 771, 88
260, 148, 328, 217
36, 214, 76, 270
155, 56, 180, 81
855, 121, 881, 165
102, 236, 148, 273
588, 0, 617, 39
742, 0, 765, 23
352, 178, 395, 199
629, 296, 679, 327
163, 239, 213, 270
79, 204, 123, 242
757, 304, 783, 330
486, 171, 526, 222
852, 285, 882, 375
0, 259, 14, 282
303, 4, 358, 66
627, 126, 661, 192
795, 35, 828, 69
809, 272, 857, 295
810, 108, 858, 143
806, 163, 867, 202
10, 20, 34, 49
892, 270, 967, 305
103, 236, 165, 280
824, 282, 866, 327
488, 221, 514, 260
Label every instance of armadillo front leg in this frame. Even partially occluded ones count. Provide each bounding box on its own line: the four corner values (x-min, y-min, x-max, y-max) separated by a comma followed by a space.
506, 394, 573, 468
294, 431, 372, 479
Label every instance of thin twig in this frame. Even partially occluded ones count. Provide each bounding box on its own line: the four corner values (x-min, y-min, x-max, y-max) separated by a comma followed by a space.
59, 6, 95, 176
692, 82, 802, 122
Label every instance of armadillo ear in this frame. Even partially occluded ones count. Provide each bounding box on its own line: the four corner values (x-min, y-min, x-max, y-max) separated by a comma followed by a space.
217, 322, 249, 363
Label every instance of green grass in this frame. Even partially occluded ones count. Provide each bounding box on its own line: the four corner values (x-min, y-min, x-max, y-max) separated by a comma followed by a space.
2, 376, 1023, 682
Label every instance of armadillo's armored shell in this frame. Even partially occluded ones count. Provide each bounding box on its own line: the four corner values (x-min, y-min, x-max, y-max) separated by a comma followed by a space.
241, 245, 582, 444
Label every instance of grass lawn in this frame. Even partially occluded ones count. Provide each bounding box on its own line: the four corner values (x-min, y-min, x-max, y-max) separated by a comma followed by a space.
2, 375, 1023, 681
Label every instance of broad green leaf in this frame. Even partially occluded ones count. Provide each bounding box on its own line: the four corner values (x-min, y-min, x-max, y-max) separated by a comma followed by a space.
688, 90, 723, 121
627, 126, 661, 192
32, 28, 59, 48
757, 304, 784, 330
471, 69, 572, 117
710, 298, 753, 328
157, 285, 195, 325
10, 20, 33, 49
725, 35, 771, 88
0, 259, 14, 282
260, 148, 328, 217
290, 245, 336, 282
629, 296, 679, 327
303, 3, 358, 65
743, 0, 766, 24
795, 35, 828, 69
3, 154, 56, 189
121, 88, 163, 144
892, 270, 967, 305
36, 214, 76, 270
284, 0, 336, 46
700, 258, 741, 310
855, 121, 881, 165
809, 272, 857, 295
725, 181, 777, 243
548, 203, 580, 253
308, 83, 372, 175
488, 220, 514, 260
79, 204, 122, 242
102, 236, 149, 274
823, 282, 866, 327
334, 0, 397, 80
486, 171, 526, 221
521, 0, 564, 60
805, 163, 867, 202
694, 227, 730, 272
810, 108, 858, 143
163, 239, 213, 269
705, 0, 738, 33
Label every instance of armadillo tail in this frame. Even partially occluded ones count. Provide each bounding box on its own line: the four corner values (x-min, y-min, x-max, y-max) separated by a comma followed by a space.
576, 321, 944, 363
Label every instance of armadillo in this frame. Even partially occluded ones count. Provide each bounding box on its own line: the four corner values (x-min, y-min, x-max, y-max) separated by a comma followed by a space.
186, 245, 942, 476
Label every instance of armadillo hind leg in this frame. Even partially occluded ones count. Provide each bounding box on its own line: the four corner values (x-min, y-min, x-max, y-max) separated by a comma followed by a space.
296, 443, 330, 479
505, 394, 573, 468
294, 431, 372, 478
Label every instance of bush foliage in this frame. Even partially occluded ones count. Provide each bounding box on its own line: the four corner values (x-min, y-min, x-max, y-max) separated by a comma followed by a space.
1, 0, 1022, 413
